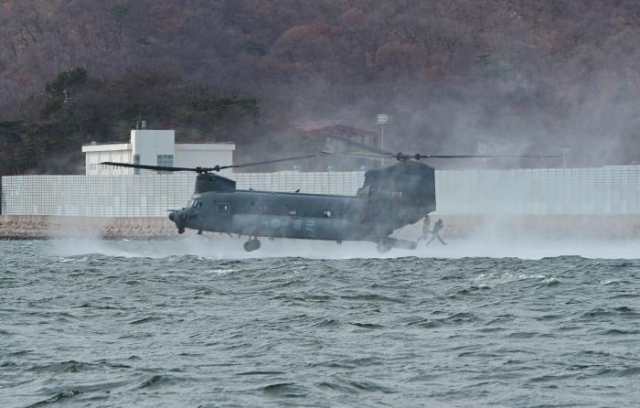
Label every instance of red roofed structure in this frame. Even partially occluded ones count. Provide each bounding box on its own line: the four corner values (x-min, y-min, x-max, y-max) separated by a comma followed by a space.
294, 121, 379, 153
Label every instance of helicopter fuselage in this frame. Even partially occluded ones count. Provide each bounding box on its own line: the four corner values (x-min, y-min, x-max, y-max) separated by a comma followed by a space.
169, 188, 428, 245
164, 161, 437, 252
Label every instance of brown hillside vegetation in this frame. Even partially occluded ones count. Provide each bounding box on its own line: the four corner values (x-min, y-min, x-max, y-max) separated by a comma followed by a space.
1, 0, 640, 175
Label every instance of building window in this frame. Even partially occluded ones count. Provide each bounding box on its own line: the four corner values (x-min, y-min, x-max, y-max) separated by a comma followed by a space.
133, 154, 140, 175
157, 154, 173, 174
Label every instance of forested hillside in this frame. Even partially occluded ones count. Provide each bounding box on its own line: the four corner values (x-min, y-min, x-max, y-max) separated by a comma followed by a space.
2, 0, 640, 175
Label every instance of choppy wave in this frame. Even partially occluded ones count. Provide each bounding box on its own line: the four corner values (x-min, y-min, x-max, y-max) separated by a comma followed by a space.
1, 240, 640, 407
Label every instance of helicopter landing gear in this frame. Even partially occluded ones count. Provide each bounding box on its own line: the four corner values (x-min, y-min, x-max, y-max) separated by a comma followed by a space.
178, 228, 185, 234
243, 237, 261, 252
376, 237, 416, 253
376, 241, 392, 254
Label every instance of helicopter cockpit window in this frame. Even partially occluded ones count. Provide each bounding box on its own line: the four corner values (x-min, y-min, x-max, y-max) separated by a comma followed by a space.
188, 195, 202, 208
217, 203, 230, 215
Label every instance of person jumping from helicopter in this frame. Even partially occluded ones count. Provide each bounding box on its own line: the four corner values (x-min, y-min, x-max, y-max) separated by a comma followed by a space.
417, 216, 431, 242
426, 218, 446, 247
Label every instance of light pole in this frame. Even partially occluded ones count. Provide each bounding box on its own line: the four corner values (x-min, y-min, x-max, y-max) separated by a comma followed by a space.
377, 114, 391, 150
561, 148, 571, 169
377, 114, 391, 166
477, 142, 489, 169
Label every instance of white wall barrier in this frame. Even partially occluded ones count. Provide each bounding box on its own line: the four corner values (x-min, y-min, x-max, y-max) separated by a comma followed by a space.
436, 166, 640, 215
2, 166, 639, 216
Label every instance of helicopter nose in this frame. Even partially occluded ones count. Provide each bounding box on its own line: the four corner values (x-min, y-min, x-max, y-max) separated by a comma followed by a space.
168, 211, 176, 222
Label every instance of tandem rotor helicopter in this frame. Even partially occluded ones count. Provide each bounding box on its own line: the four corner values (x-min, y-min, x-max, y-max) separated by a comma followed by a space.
103, 140, 555, 253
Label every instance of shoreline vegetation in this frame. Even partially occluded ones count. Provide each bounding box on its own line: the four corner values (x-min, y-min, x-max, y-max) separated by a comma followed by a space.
2, 1, 640, 177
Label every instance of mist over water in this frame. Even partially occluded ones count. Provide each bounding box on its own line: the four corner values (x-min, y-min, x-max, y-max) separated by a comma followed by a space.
46, 233, 640, 261
2, 238, 640, 407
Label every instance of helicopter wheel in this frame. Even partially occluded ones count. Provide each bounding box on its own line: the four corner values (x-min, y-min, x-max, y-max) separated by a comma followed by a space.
243, 238, 261, 252
178, 228, 185, 234
376, 242, 392, 254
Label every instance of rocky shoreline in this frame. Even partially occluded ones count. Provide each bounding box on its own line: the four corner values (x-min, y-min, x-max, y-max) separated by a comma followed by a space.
1, 215, 639, 240
0, 216, 179, 240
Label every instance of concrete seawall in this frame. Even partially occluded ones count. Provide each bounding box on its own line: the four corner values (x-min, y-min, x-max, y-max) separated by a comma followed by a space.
2, 215, 640, 240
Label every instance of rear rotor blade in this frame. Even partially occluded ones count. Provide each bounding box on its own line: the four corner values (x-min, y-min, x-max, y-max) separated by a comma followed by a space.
412, 154, 562, 159
325, 135, 395, 156
324, 152, 560, 162
218, 152, 331, 171
324, 151, 389, 160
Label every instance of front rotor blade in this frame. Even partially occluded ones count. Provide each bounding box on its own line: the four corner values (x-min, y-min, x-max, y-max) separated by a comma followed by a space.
100, 162, 204, 172
102, 152, 331, 174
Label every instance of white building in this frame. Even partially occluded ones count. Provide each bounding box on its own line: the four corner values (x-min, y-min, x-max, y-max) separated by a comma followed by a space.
82, 129, 235, 175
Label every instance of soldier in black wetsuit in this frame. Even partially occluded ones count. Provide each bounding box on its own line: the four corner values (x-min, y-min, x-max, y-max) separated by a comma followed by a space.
417, 216, 431, 242
426, 218, 446, 247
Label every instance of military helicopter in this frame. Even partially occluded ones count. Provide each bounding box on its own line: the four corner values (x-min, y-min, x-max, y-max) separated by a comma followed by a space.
102, 145, 554, 253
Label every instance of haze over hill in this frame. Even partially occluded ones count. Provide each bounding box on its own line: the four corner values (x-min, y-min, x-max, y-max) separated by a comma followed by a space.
1, 0, 640, 175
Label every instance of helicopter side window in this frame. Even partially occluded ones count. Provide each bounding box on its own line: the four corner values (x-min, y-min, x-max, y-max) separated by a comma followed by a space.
217, 203, 230, 215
